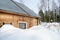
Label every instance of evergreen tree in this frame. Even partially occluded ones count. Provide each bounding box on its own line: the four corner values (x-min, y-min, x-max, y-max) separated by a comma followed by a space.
44, 11, 49, 22
50, 11, 53, 20
57, 15, 60, 22
39, 10, 44, 22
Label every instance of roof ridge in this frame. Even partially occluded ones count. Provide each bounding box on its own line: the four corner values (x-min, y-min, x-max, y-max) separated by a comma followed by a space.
10, 0, 31, 16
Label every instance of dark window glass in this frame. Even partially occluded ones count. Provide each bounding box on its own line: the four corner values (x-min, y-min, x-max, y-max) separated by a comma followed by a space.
19, 23, 26, 29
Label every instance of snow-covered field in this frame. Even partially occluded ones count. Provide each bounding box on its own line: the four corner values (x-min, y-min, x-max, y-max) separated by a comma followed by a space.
0, 22, 60, 40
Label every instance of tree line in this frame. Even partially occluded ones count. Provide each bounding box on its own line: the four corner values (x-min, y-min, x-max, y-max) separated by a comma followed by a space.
39, 9, 60, 22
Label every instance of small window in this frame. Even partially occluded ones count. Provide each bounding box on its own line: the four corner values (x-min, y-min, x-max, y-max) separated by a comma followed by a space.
19, 22, 27, 29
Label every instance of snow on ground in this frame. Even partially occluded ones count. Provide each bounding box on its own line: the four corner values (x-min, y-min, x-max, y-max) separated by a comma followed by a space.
30, 22, 60, 40
0, 23, 60, 40
0, 24, 17, 32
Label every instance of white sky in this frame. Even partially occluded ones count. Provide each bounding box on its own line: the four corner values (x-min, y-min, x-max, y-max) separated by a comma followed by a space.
14, 0, 59, 14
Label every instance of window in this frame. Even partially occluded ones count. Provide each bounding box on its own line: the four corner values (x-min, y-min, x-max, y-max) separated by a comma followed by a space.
19, 22, 27, 29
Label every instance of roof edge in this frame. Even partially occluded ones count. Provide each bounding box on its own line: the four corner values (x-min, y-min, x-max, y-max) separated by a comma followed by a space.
0, 9, 39, 18
10, 0, 31, 16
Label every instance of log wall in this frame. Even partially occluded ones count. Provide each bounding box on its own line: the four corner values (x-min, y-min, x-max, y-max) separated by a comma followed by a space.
0, 12, 39, 28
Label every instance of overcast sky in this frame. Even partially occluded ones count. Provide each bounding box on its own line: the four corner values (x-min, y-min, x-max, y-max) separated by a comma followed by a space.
14, 0, 59, 14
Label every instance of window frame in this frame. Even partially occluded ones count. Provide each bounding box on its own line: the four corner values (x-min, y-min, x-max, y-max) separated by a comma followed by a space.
18, 21, 27, 29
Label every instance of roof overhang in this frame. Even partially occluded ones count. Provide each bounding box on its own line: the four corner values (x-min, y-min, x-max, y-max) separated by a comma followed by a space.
0, 9, 40, 19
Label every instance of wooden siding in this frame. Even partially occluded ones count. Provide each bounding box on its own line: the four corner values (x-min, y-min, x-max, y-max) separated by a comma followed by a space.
0, 12, 39, 29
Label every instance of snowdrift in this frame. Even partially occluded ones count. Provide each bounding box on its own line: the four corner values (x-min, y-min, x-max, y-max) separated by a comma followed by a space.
0, 23, 60, 40
47, 22, 60, 32
0, 24, 17, 32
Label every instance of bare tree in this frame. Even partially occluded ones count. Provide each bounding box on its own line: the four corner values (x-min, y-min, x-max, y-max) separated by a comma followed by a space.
38, 0, 47, 22
52, 0, 58, 22
47, 0, 51, 22
58, 0, 60, 15
39, 0, 47, 11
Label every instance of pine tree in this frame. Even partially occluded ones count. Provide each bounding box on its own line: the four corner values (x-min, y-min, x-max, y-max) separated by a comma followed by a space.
44, 11, 49, 22
39, 10, 44, 22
